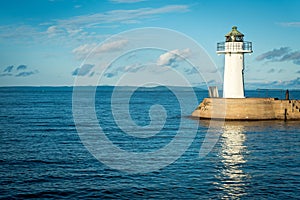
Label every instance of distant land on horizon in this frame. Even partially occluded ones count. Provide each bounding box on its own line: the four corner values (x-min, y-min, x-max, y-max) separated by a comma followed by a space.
0, 77, 299, 91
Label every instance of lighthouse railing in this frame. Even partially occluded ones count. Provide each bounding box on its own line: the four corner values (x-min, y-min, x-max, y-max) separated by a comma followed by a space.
242, 42, 252, 51
216, 42, 225, 51
217, 41, 252, 52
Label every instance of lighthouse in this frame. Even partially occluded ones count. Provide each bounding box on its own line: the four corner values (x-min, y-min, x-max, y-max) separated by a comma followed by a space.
192, 26, 300, 120
217, 26, 252, 98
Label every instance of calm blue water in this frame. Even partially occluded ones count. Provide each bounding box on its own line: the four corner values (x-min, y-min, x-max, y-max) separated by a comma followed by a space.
0, 87, 300, 199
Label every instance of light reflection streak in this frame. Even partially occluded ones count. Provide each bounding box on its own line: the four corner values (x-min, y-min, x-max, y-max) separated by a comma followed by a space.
216, 122, 249, 199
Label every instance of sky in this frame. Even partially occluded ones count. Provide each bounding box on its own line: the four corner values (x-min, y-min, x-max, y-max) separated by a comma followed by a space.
0, 0, 299, 88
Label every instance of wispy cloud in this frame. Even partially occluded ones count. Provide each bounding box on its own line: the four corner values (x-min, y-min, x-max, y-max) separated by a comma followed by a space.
0, 4, 189, 46
256, 47, 290, 61
46, 25, 66, 37
3, 65, 14, 73
104, 63, 145, 78
37, 5, 190, 42
0, 65, 38, 77
72, 39, 128, 59
110, 0, 146, 3
268, 78, 300, 88
104, 72, 115, 78
256, 47, 300, 65
279, 22, 300, 27
57, 5, 189, 29
72, 64, 94, 76
15, 70, 38, 77
0, 25, 44, 44
280, 51, 300, 65
72, 43, 97, 60
267, 68, 275, 73
96, 39, 128, 52
17, 65, 27, 70
0, 73, 13, 77
184, 67, 198, 75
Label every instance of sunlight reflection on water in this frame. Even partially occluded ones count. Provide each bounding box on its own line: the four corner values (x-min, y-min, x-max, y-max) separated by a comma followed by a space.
215, 123, 249, 199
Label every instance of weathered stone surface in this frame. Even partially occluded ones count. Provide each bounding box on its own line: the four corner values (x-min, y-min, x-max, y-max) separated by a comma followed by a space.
192, 98, 300, 120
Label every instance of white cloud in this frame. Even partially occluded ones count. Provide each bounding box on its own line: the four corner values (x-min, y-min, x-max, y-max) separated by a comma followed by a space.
72, 39, 128, 59
72, 43, 97, 59
46, 25, 68, 38
97, 39, 128, 52
157, 48, 191, 66
104, 63, 145, 78
66, 28, 83, 36
47, 25, 58, 34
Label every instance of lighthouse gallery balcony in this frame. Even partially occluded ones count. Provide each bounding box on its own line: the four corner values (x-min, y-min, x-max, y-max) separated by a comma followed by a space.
216, 41, 252, 53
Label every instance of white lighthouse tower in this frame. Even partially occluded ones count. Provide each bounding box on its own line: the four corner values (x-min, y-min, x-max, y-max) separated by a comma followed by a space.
192, 26, 300, 120
217, 26, 252, 98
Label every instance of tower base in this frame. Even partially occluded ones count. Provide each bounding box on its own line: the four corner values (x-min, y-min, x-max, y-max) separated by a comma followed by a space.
192, 98, 300, 120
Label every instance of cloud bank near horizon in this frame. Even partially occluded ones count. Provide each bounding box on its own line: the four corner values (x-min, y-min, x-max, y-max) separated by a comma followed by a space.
256, 47, 300, 65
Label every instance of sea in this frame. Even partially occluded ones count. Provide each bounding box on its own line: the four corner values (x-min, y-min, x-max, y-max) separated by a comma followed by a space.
0, 86, 299, 199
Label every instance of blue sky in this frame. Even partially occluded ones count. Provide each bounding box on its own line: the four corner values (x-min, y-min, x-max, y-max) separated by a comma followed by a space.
0, 0, 299, 88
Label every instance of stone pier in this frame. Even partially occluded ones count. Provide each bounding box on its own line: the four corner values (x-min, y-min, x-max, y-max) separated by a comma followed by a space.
192, 98, 300, 120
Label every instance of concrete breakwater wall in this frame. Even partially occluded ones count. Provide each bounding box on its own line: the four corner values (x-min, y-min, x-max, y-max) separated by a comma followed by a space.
192, 98, 300, 120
